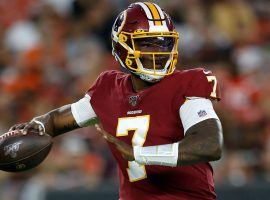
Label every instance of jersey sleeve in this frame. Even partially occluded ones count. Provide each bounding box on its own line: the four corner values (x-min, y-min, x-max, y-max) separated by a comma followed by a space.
71, 71, 113, 127
71, 94, 98, 127
86, 71, 107, 97
84, 70, 120, 123
184, 68, 221, 101
179, 98, 219, 134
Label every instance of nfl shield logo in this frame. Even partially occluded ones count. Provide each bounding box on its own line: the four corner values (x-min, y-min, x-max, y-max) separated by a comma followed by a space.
128, 95, 139, 107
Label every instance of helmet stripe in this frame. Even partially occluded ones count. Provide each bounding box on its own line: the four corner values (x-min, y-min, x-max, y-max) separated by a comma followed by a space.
144, 2, 162, 26
152, 3, 165, 19
135, 2, 153, 20
135, 2, 168, 31
135, 2, 155, 28
152, 3, 166, 27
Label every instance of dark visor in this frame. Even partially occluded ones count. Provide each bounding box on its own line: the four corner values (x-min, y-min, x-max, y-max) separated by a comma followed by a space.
134, 37, 175, 52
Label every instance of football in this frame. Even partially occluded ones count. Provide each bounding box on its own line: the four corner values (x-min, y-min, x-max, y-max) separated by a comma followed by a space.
0, 129, 53, 172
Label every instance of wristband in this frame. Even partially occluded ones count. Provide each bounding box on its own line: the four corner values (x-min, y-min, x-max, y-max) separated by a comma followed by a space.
134, 142, 179, 167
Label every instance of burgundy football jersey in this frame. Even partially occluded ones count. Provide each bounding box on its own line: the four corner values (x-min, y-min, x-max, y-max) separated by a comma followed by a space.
87, 68, 220, 200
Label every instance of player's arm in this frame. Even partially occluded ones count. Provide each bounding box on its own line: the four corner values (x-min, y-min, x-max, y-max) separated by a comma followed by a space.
133, 98, 223, 166
176, 118, 222, 165
9, 95, 98, 137
174, 97, 223, 165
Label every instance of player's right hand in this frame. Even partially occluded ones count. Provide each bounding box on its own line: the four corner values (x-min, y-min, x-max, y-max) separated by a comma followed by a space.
95, 124, 135, 161
9, 120, 45, 136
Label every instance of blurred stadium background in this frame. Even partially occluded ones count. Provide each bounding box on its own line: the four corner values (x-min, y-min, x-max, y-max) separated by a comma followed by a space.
0, 0, 269, 199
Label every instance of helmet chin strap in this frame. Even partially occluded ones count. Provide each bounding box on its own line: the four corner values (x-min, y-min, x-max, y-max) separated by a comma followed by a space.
138, 73, 164, 83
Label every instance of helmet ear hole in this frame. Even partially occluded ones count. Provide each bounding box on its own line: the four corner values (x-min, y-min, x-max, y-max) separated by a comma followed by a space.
125, 58, 133, 67
119, 34, 128, 42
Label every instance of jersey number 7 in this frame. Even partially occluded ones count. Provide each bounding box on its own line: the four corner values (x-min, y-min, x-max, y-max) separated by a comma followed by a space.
116, 115, 150, 182
207, 75, 218, 98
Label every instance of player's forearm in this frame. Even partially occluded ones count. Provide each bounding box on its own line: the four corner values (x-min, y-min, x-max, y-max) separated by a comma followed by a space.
133, 119, 223, 167
32, 105, 79, 137
177, 119, 223, 166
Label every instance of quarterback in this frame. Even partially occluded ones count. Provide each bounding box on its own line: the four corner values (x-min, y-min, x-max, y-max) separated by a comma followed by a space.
10, 2, 223, 200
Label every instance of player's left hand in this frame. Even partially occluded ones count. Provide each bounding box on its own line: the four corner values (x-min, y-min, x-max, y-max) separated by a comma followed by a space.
95, 124, 135, 161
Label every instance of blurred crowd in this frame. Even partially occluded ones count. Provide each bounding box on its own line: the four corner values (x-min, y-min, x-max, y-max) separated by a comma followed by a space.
0, 0, 269, 199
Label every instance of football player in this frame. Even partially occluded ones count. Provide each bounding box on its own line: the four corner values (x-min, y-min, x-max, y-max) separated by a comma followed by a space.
10, 2, 223, 200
